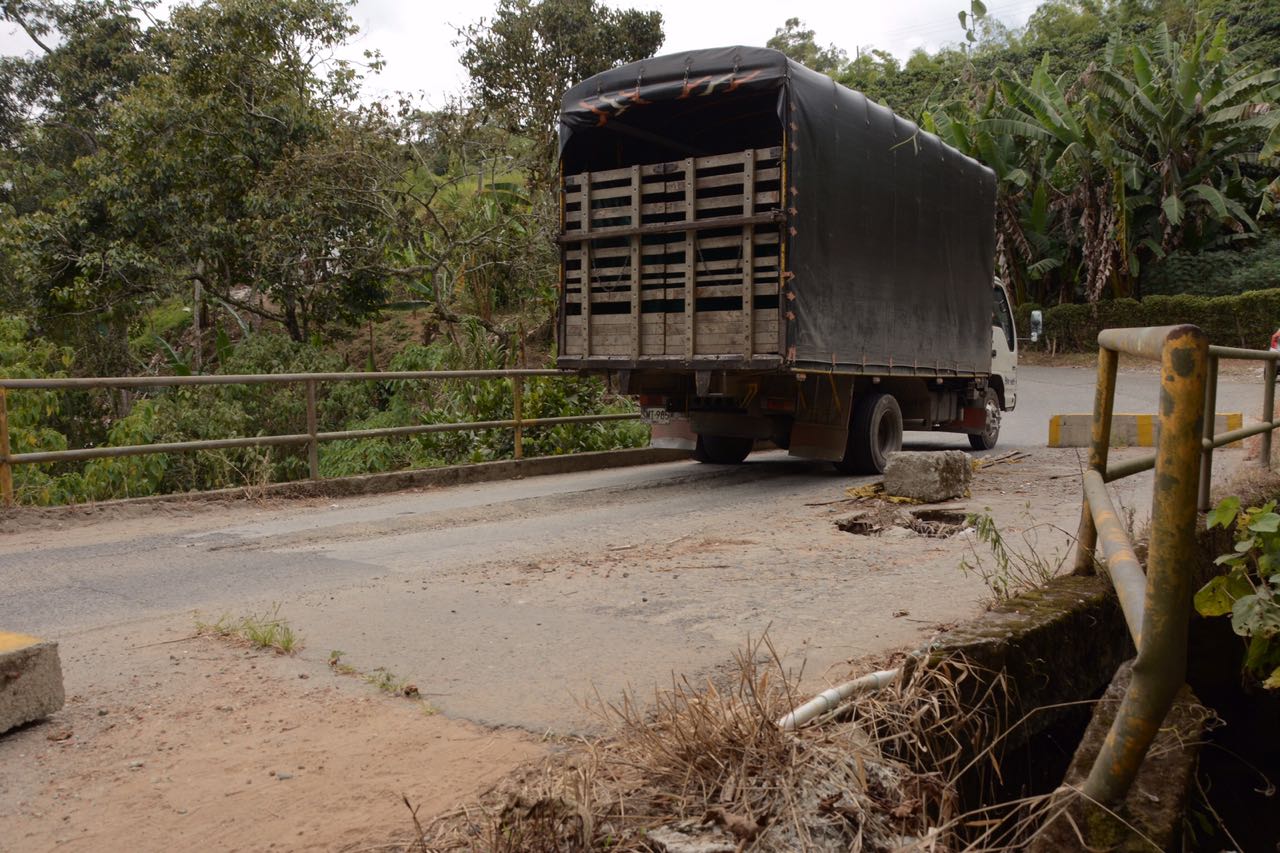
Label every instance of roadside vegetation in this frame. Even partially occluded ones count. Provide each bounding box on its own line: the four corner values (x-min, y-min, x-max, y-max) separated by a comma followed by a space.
1198, 496, 1280, 689
196, 604, 303, 655
411, 638, 1028, 851
2, 0, 1277, 505
959, 507, 1073, 604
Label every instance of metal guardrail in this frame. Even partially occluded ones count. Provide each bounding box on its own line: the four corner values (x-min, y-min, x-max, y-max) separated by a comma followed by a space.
0, 369, 641, 507
1072, 325, 1280, 804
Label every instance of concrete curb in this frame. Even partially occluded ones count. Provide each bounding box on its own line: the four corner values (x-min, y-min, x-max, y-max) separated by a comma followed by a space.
1048, 412, 1242, 447
0, 447, 692, 516
1, 632, 65, 734
934, 575, 1131, 750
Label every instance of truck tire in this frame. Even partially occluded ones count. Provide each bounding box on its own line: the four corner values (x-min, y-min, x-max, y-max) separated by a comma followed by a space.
835, 392, 902, 475
693, 434, 753, 465
968, 388, 1001, 451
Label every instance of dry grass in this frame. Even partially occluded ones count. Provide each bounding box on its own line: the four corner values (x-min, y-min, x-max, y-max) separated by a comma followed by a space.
407, 637, 1012, 852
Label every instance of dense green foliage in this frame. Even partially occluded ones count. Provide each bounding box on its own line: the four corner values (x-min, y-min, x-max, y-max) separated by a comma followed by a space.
0, 0, 657, 504
1016, 286, 1280, 350
771, 1, 1280, 306
0, 318, 645, 505
1198, 497, 1280, 690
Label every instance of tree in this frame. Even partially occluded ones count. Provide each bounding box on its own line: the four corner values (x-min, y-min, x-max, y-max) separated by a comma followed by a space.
930, 20, 1280, 305
0, 0, 154, 368
766, 18, 847, 75
457, 0, 664, 191
0, 0, 396, 351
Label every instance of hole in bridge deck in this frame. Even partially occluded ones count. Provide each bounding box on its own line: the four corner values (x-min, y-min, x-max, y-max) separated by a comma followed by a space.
836, 508, 969, 539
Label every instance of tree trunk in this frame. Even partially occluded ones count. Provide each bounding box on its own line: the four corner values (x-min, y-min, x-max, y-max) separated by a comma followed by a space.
283, 296, 303, 342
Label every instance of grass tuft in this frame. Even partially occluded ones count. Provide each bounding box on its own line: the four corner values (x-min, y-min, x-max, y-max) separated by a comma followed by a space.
195, 603, 302, 654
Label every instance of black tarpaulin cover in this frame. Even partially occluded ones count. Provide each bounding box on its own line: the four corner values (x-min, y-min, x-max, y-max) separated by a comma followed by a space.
560, 47, 997, 376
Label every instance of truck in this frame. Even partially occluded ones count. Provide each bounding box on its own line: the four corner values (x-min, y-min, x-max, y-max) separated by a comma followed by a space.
556, 46, 1017, 473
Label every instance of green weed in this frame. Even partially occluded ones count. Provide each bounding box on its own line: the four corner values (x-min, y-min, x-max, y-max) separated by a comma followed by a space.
196, 603, 302, 654
959, 506, 1069, 604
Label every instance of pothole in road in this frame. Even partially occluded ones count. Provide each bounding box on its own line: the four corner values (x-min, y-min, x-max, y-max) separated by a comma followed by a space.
905, 509, 969, 538
837, 508, 969, 539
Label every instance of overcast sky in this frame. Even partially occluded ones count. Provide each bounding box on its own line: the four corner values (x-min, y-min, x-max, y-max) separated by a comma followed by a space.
2, 0, 1041, 108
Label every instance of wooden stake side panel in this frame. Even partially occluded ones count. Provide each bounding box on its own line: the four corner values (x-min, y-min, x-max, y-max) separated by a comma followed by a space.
560, 147, 783, 360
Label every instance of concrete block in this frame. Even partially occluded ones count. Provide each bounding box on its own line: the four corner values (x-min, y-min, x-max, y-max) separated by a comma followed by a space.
1, 632, 65, 734
883, 450, 971, 502
1048, 412, 1242, 448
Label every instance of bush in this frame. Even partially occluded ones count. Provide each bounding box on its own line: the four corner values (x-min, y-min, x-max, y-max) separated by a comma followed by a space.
3, 326, 649, 505
1143, 238, 1280, 298
1035, 288, 1280, 352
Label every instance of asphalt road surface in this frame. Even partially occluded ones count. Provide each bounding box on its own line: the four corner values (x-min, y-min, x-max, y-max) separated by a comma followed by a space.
0, 365, 1269, 733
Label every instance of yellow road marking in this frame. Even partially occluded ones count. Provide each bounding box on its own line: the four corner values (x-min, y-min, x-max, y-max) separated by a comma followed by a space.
0, 631, 41, 653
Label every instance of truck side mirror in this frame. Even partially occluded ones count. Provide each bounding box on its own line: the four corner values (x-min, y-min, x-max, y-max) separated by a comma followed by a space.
1029, 310, 1043, 343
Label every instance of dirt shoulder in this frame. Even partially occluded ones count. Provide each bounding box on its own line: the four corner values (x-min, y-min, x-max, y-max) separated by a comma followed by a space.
0, 625, 543, 852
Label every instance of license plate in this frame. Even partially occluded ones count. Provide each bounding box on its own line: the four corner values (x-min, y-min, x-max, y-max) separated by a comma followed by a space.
641, 407, 672, 425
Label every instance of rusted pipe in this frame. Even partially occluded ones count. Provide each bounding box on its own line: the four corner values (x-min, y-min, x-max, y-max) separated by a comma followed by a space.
1074, 346, 1119, 574
1105, 453, 1157, 481
7, 415, 639, 466
11, 433, 314, 464
1097, 325, 1193, 361
1264, 360, 1277, 469
1083, 325, 1207, 804
1207, 344, 1280, 361
305, 379, 319, 480
513, 377, 524, 460
1082, 469, 1145, 647
0, 387, 12, 507
1198, 354, 1219, 512
1201, 421, 1276, 449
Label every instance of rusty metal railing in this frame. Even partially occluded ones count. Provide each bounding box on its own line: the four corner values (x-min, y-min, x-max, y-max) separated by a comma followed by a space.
1072, 325, 1280, 803
0, 369, 641, 507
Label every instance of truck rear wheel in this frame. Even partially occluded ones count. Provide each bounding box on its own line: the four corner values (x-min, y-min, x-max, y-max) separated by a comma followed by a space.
835, 392, 902, 475
968, 388, 1001, 451
692, 434, 753, 465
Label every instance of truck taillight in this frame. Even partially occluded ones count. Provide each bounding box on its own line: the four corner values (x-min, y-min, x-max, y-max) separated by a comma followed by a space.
638, 394, 667, 407
763, 398, 796, 413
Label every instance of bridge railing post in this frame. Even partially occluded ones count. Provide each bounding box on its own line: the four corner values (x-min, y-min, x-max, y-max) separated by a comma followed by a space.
1198, 353, 1219, 512
1263, 360, 1276, 469
1074, 346, 1118, 574
512, 376, 524, 461
0, 387, 12, 507
305, 379, 319, 480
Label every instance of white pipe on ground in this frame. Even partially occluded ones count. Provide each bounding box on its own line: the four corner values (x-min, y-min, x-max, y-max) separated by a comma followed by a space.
776, 667, 902, 731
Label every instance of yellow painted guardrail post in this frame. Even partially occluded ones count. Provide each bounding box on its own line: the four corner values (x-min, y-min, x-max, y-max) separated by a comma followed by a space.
1261, 360, 1276, 470
1073, 346, 1118, 574
1082, 325, 1207, 804
1197, 352, 1218, 512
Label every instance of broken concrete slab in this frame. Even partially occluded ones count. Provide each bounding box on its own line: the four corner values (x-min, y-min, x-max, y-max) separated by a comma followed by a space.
1, 632, 65, 734
883, 450, 972, 502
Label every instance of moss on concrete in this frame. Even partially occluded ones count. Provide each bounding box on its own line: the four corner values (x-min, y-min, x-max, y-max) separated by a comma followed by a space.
932, 575, 1133, 749
1030, 661, 1209, 852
